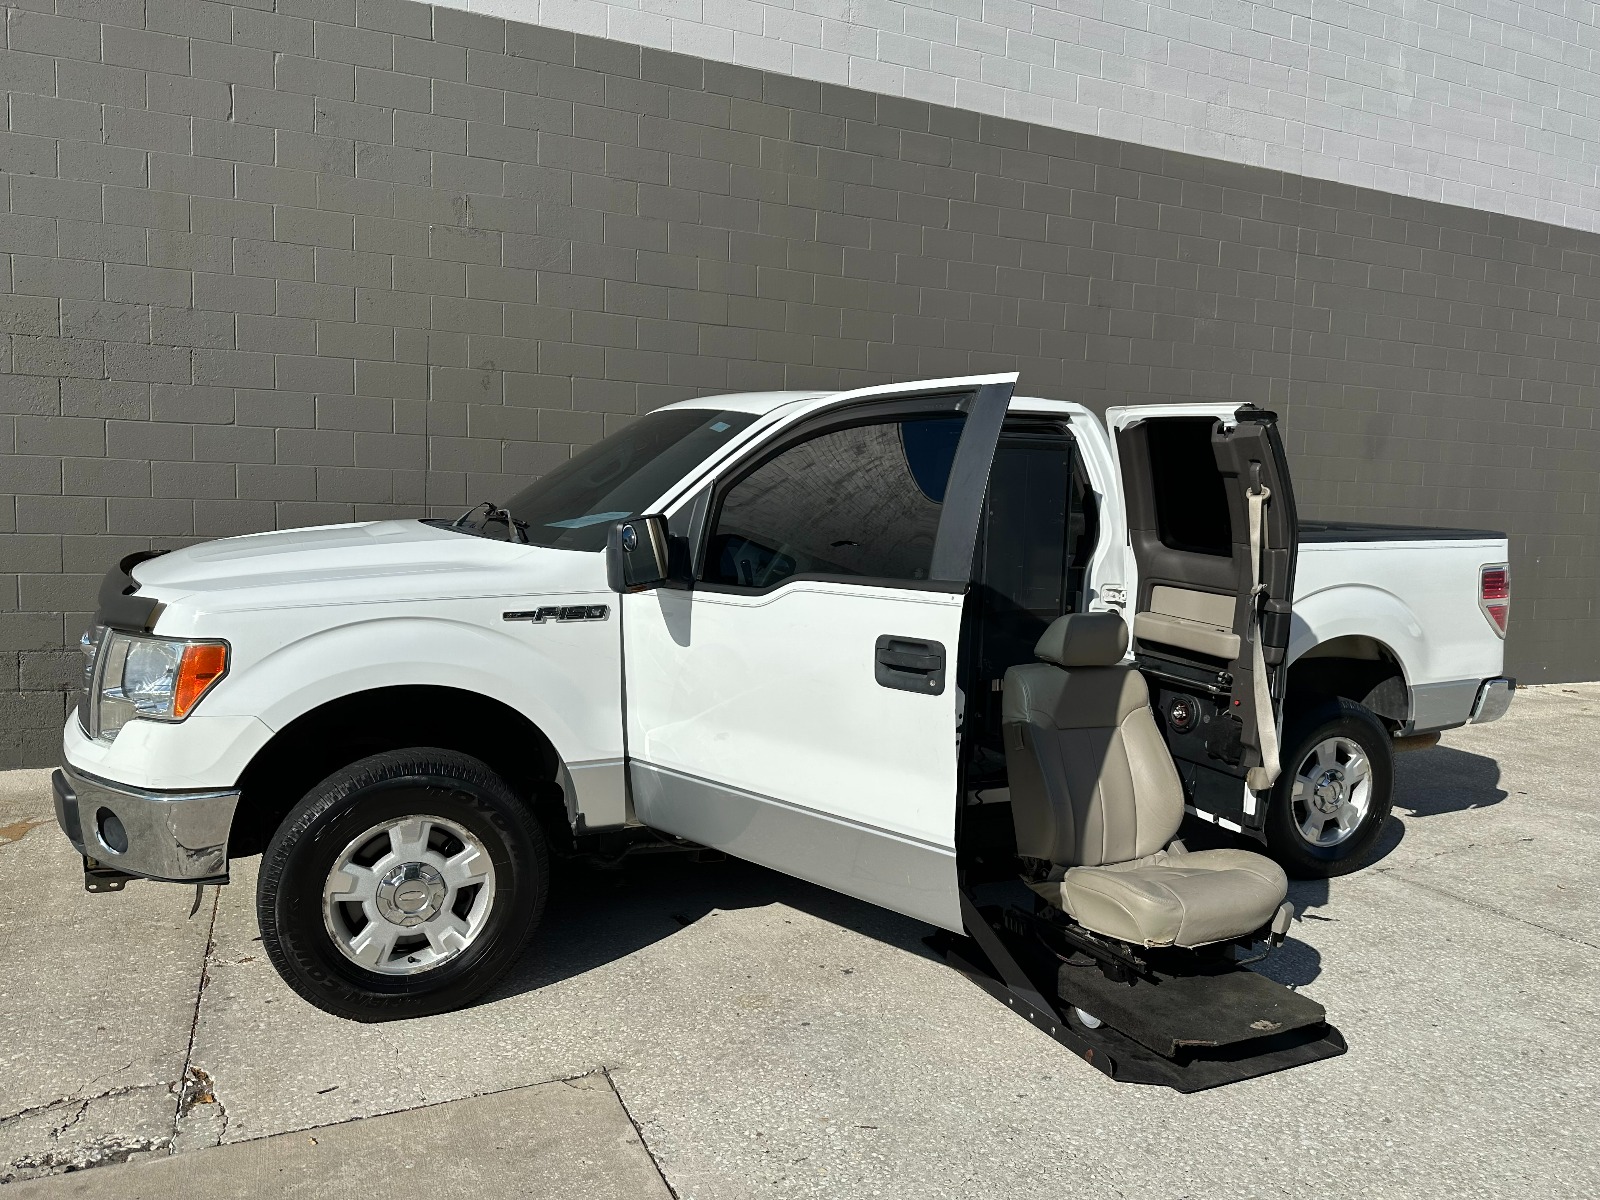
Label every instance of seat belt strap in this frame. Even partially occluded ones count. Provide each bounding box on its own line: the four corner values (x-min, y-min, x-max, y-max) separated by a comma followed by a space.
1245, 482, 1281, 792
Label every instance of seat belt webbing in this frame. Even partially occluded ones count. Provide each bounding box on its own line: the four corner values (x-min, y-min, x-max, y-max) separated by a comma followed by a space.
1245, 482, 1281, 792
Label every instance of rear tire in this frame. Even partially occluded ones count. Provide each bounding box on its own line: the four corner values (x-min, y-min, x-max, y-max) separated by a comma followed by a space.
257, 748, 548, 1022
1264, 699, 1393, 880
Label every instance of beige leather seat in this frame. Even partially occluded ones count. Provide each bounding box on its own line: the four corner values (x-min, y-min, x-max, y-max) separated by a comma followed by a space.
1002, 612, 1289, 949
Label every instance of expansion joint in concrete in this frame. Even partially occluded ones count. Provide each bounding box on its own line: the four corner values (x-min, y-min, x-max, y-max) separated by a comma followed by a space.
169, 885, 224, 1152
601, 1066, 680, 1200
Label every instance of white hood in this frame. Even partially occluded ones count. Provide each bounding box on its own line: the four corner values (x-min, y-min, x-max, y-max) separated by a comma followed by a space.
132, 520, 604, 612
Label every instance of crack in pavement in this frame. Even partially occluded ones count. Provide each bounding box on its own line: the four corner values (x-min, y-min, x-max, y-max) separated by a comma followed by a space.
602, 1067, 680, 1200
0, 1081, 158, 1131
170, 1069, 609, 1159
1375, 867, 1599, 951
169, 886, 222, 1152
0, 1084, 177, 1186
52, 1101, 90, 1140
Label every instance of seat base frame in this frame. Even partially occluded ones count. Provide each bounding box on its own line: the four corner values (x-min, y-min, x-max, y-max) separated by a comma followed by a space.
935, 893, 1346, 1093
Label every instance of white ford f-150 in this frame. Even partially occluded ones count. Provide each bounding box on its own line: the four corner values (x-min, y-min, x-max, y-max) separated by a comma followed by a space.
54, 374, 1512, 1075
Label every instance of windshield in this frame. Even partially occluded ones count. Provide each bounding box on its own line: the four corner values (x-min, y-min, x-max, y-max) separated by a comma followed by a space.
493, 408, 758, 550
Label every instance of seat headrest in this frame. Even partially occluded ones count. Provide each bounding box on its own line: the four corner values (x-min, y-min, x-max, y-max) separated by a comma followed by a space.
1034, 612, 1129, 668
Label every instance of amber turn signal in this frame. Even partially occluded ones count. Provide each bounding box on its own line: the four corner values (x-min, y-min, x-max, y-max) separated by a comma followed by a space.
174, 642, 229, 717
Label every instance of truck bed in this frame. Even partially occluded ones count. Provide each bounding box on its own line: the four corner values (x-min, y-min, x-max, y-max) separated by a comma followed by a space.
1290, 522, 1508, 732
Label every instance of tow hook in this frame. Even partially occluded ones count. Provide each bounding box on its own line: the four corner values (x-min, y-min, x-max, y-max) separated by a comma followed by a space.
82, 855, 136, 893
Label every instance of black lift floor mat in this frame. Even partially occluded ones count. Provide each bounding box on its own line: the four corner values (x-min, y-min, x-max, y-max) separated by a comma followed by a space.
1054, 955, 1328, 1058
936, 916, 1347, 1092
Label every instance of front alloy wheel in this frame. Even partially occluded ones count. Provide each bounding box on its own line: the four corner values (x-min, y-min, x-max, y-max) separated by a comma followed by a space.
258, 748, 547, 1021
322, 815, 498, 975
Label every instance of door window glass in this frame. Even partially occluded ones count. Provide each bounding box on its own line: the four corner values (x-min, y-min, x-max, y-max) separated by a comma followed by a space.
704, 415, 965, 588
970, 426, 1097, 754
1145, 417, 1232, 557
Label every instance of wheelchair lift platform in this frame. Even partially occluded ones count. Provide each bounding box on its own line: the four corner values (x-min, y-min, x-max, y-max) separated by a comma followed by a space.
935, 894, 1346, 1093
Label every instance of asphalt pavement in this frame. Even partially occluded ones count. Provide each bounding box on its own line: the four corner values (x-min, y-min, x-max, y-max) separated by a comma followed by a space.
2, 682, 1596, 1198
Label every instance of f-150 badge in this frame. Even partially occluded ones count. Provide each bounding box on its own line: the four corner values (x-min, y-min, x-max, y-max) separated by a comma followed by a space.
503, 605, 610, 623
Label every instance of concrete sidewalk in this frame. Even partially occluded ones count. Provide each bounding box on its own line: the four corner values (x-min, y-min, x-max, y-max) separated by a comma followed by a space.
3, 683, 1597, 1198
4, 1075, 670, 1199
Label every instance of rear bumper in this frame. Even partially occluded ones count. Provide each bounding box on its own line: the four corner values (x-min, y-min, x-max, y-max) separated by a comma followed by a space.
1470, 677, 1516, 725
53, 764, 238, 884
1407, 675, 1515, 733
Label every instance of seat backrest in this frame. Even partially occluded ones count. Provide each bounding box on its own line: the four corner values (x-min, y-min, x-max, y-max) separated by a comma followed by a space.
1002, 612, 1184, 868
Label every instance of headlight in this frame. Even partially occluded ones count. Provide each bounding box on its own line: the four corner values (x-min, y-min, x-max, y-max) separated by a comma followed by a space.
92, 632, 229, 741
80, 626, 103, 691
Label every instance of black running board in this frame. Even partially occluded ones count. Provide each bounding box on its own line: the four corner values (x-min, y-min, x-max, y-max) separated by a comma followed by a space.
935, 897, 1347, 1093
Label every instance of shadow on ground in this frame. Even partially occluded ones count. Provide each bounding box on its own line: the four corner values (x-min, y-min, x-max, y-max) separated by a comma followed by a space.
1176, 742, 1508, 990
1392, 743, 1507, 818
480, 742, 1507, 1009
487, 850, 933, 1007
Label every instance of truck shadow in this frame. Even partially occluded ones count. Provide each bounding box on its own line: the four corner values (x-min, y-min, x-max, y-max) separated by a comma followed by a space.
1255, 743, 1507, 989
1392, 742, 1507, 820
489, 853, 959, 1005
489, 744, 1507, 1006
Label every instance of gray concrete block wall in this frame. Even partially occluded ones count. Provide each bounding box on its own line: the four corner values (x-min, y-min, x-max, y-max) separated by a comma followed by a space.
1, 0, 1596, 766
444, 0, 1600, 234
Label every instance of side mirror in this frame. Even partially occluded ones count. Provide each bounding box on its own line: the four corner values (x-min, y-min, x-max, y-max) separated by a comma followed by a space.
606, 516, 670, 593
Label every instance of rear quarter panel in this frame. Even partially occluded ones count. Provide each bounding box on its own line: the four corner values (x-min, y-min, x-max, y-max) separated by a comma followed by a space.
1290, 538, 1508, 690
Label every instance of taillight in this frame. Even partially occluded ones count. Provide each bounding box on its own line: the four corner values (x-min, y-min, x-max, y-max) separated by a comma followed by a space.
1480, 564, 1509, 638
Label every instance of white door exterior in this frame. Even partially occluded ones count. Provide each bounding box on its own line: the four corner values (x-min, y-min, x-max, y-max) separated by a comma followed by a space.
620, 375, 1017, 932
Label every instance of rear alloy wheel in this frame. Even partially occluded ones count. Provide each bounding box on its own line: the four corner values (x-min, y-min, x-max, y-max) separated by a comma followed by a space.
258, 748, 547, 1021
1264, 699, 1394, 879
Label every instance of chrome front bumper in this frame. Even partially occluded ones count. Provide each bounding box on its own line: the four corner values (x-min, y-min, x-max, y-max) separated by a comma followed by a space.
1470, 677, 1516, 725
53, 764, 239, 885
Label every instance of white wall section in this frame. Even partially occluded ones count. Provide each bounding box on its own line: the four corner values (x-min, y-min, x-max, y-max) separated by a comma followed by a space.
454, 0, 1600, 231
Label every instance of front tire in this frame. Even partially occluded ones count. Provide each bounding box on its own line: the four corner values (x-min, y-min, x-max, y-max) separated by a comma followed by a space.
257, 748, 548, 1022
1264, 699, 1394, 879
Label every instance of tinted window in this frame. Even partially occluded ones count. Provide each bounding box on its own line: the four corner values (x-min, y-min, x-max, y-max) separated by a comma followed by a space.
498, 408, 756, 551
981, 434, 1079, 621
1146, 417, 1232, 557
705, 415, 965, 588
970, 426, 1099, 754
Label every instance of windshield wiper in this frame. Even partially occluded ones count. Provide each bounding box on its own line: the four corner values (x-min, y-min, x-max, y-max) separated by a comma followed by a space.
453, 500, 527, 545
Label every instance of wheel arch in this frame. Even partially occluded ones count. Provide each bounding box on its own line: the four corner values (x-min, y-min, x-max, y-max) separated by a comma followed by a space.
1285, 633, 1410, 729
1286, 582, 1427, 730
230, 685, 570, 859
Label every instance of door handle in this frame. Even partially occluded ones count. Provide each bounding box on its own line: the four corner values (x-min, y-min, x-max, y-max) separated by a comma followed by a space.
875, 635, 946, 695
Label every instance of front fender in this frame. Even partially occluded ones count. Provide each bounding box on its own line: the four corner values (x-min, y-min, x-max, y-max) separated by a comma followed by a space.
209, 611, 619, 771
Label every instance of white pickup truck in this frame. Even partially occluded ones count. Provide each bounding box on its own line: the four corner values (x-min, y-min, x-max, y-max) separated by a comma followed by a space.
54, 373, 1512, 1070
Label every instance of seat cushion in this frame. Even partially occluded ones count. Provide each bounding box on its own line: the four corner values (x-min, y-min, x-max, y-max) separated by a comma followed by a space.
1030, 846, 1288, 949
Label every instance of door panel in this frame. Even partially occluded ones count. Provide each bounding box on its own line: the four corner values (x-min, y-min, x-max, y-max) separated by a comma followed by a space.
624, 582, 969, 925
622, 374, 1016, 930
1105, 404, 1299, 830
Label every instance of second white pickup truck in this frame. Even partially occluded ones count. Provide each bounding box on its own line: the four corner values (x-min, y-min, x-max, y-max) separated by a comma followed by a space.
53, 374, 1512, 1068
